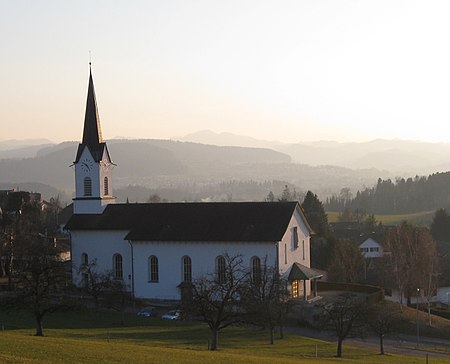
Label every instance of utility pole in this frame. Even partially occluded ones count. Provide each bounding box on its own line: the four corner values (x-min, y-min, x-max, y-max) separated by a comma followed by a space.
416, 288, 420, 347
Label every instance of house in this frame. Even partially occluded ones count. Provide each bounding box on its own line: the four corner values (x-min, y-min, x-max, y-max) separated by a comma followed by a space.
358, 236, 384, 258
66, 66, 320, 301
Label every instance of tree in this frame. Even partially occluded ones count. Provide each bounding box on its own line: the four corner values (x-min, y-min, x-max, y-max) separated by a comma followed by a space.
384, 223, 438, 305
328, 239, 365, 283
148, 194, 162, 203
77, 259, 117, 311
241, 258, 291, 344
265, 191, 275, 202
278, 185, 298, 202
367, 301, 401, 355
0, 197, 71, 336
103, 278, 130, 326
430, 208, 450, 241
301, 191, 330, 237
11, 237, 69, 336
301, 191, 334, 269
319, 293, 367, 357
188, 254, 247, 350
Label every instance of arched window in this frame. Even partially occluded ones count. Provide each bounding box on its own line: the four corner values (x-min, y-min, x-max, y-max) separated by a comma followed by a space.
216, 255, 226, 284
84, 177, 92, 196
81, 252, 89, 287
113, 253, 123, 279
148, 255, 159, 282
81, 252, 89, 266
104, 176, 109, 196
251, 256, 261, 283
182, 256, 192, 282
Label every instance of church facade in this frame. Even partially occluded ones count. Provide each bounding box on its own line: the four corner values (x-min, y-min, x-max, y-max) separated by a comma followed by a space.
66, 68, 319, 301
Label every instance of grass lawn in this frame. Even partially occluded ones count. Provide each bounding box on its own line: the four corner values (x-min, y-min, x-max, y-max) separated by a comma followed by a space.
327, 210, 435, 226
0, 310, 448, 363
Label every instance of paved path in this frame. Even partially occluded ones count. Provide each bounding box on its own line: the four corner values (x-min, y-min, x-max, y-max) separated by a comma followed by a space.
286, 325, 450, 360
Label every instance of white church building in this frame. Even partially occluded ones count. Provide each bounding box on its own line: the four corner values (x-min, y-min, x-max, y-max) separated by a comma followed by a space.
66, 67, 320, 301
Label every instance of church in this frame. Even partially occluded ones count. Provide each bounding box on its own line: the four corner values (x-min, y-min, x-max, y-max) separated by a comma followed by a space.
66, 67, 321, 301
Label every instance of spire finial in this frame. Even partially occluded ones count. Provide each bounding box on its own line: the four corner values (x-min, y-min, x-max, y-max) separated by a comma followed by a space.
89, 50, 92, 70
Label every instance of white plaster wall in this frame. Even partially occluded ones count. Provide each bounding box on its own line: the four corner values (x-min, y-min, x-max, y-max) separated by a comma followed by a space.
71, 230, 132, 290
278, 209, 311, 296
99, 148, 114, 198
75, 148, 100, 199
73, 199, 109, 214
436, 287, 450, 305
73, 148, 115, 214
132, 241, 277, 300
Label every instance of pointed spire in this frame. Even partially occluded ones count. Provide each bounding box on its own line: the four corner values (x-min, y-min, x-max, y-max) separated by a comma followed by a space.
82, 63, 103, 147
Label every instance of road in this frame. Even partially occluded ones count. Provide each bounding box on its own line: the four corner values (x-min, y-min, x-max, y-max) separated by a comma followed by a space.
287, 325, 450, 360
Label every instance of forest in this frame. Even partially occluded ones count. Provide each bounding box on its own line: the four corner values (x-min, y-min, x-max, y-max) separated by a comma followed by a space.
325, 172, 450, 214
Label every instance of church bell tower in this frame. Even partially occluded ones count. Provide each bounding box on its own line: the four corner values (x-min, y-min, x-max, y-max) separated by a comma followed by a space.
73, 65, 116, 214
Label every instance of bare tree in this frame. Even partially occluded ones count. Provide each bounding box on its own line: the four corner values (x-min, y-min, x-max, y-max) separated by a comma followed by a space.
11, 238, 70, 336
328, 239, 365, 283
319, 293, 367, 357
103, 278, 130, 326
384, 223, 438, 306
77, 259, 117, 311
367, 301, 401, 355
188, 254, 247, 350
241, 258, 291, 344
423, 262, 439, 327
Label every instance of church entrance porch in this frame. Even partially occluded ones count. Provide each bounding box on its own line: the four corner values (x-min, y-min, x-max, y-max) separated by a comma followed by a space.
288, 262, 323, 302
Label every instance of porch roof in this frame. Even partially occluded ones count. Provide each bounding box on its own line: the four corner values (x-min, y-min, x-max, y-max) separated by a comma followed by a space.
288, 262, 323, 282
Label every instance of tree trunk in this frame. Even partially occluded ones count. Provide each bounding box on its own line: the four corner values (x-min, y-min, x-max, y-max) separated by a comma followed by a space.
209, 328, 218, 351
94, 295, 99, 312
336, 337, 343, 357
35, 316, 44, 336
379, 334, 384, 355
279, 321, 284, 339
269, 326, 274, 345
427, 302, 432, 327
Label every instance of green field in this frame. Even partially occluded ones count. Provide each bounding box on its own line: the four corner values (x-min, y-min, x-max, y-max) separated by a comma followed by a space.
327, 210, 435, 226
0, 310, 448, 363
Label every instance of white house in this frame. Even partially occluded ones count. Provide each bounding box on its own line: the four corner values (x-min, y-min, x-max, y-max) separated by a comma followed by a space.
359, 237, 384, 258
66, 67, 319, 301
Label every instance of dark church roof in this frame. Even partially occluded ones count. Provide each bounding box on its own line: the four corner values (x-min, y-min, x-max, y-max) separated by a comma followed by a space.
66, 201, 312, 242
74, 66, 111, 163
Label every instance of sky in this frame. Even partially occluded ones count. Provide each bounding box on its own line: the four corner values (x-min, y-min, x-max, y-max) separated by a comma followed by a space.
2, 0, 450, 144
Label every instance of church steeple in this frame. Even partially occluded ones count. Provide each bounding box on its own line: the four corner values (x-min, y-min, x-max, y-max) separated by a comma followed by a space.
74, 65, 110, 163
73, 64, 116, 214
82, 64, 103, 147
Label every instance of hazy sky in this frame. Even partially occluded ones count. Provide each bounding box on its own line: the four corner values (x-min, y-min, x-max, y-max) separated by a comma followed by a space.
2, 0, 450, 143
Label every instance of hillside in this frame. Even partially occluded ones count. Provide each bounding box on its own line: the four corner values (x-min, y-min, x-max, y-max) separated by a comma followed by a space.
0, 139, 290, 191
176, 131, 450, 175
0, 139, 393, 202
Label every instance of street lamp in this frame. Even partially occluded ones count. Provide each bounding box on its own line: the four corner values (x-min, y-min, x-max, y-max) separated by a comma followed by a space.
416, 288, 420, 347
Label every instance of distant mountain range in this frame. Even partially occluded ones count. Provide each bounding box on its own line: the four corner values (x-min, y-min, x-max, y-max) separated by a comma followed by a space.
0, 137, 393, 203
5, 132, 450, 204
176, 130, 450, 175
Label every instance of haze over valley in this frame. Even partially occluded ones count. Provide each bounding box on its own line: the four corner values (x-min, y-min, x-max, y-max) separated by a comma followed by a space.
2, 132, 450, 205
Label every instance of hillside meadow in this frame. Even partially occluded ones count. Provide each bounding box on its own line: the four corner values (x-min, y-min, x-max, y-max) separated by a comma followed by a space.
327, 210, 435, 226
0, 310, 447, 363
